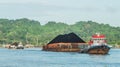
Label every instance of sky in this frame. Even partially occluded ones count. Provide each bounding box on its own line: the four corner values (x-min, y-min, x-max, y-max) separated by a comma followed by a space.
0, 0, 120, 27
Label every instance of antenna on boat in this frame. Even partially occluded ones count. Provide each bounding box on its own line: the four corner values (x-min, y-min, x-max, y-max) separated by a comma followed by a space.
96, 32, 100, 36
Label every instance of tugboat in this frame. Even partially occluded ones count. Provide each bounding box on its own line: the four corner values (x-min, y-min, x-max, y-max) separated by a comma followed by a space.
87, 33, 110, 54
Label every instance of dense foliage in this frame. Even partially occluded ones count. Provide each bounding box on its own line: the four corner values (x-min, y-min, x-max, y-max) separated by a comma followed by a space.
0, 18, 120, 46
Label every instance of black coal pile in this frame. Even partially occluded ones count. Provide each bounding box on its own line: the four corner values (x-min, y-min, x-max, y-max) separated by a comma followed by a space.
48, 32, 86, 44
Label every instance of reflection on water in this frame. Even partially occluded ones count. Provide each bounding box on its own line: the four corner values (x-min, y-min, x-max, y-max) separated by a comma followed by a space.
0, 48, 120, 67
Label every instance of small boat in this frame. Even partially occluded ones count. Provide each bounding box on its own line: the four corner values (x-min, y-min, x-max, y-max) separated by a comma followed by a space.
8, 42, 24, 49
16, 45, 24, 49
87, 33, 110, 54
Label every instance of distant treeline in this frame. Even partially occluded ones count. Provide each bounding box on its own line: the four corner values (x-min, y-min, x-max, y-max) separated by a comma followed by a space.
0, 18, 120, 46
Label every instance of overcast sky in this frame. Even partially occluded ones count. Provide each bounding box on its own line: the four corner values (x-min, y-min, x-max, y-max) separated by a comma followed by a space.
0, 0, 120, 27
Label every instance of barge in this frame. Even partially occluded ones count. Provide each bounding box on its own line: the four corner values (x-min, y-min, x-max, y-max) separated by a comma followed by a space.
42, 33, 86, 52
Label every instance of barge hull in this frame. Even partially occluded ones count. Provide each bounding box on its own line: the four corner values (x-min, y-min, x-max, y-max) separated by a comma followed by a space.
43, 48, 80, 52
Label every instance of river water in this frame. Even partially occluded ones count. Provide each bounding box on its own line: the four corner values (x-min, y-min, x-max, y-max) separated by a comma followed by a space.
0, 48, 120, 67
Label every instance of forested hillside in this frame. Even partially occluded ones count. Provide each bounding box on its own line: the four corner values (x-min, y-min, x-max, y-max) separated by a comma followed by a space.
0, 18, 120, 46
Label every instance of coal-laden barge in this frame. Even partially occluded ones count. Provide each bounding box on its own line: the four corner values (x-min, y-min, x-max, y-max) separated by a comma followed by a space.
42, 33, 86, 52
42, 32, 110, 54
81, 33, 110, 54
